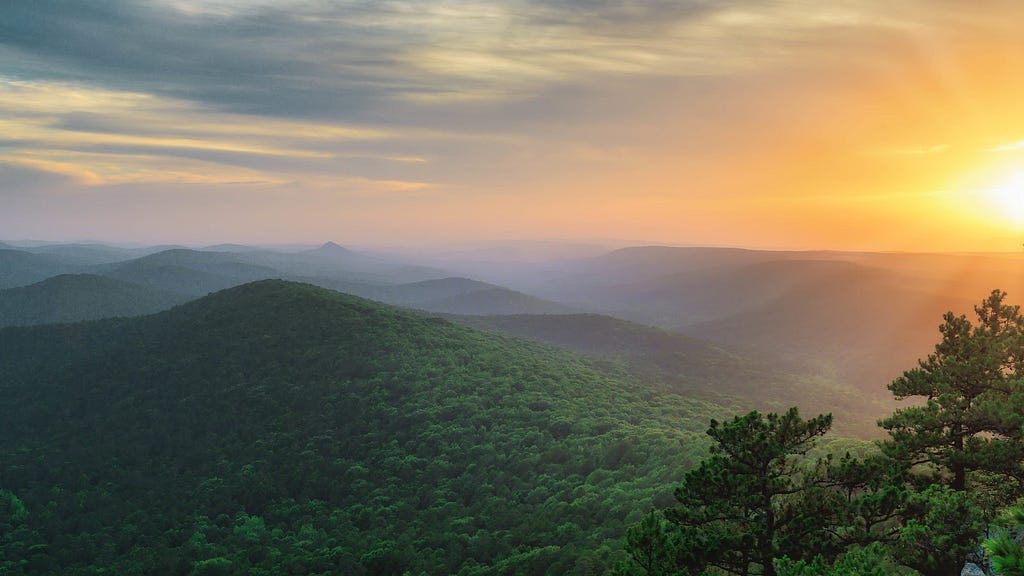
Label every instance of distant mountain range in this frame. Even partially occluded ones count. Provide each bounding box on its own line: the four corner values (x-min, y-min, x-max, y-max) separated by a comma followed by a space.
0, 274, 188, 328
522, 246, 1024, 394
0, 248, 80, 289
0, 242, 577, 319
3, 239, 1017, 413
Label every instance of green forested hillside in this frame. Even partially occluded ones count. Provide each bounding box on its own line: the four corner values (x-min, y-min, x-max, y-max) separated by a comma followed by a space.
450, 313, 891, 437
0, 274, 189, 327
0, 280, 728, 575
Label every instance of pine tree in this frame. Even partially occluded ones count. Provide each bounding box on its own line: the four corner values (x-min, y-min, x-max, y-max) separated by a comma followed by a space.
626, 408, 833, 576
879, 290, 1024, 575
880, 289, 1024, 497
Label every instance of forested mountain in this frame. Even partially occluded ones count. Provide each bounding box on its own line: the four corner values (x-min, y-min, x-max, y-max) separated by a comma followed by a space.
15, 243, 164, 266
373, 278, 575, 315
6, 240, 1016, 406
100, 249, 284, 296
0, 274, 189, 327
0, 280, 728, 575
450, 313, 890, 437
0, 249, 80, 289
240, 275, 573, 316
93, 244, 454, 298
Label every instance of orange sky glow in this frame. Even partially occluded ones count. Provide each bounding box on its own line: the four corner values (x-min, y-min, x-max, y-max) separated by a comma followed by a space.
5, 1, 1024, 251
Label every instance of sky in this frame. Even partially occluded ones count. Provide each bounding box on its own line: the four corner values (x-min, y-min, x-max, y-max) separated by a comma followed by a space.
6, 0, 1024, 251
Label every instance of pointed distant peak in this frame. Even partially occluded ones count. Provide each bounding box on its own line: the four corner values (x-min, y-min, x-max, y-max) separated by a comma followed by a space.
305, 241, 358, 260
315, 241, 352, 253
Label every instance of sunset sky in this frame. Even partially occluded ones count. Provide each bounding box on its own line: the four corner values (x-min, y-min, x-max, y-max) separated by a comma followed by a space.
6, 1, 1024, 250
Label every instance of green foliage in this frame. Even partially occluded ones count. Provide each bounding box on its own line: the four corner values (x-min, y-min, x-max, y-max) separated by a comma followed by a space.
625, 289, 1024, 576
626, 407, 834, 576
0, 489, 29, 524
189, 557, 235, 576
810, 452, 905, 549
623, 511, 695, 576
0, 280, 729, 574
455, 313, 887, 438
873, 290, 1024, 574
880, 289, 1024, 495
774, 543, 913, 576
892, 485, 988, 576
985, 504, 1024, 576
0, 274, 188, 328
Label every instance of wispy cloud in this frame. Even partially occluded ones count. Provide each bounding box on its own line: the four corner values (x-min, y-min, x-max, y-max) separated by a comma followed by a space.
871, 144, 950, 156
0, 1, 929, 114
5, 0, 1024, 247
991, 140, 1024, 153
0, 77, 445, 187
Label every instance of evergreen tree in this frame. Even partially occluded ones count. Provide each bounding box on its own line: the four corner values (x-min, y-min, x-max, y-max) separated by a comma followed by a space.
625, 408, 833, 576
891, 484, 987, 576
878, 290, 1024, 575
880, 289, 1024, 496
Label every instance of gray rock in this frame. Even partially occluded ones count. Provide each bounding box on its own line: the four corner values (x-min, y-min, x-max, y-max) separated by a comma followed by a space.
962, 562, 986, 576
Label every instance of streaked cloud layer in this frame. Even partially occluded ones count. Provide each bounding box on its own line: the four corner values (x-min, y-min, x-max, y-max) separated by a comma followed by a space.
5, 0, 1024, 249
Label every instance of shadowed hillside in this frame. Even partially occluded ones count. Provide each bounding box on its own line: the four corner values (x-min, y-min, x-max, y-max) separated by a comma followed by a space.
0, 280, 729, 575
101, 249, 283, 296
0, 274, 189, 327
0, 249, 79, 289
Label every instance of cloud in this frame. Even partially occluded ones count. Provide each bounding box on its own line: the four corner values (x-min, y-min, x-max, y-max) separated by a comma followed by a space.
0, 0, 928, 118
991, 140, 1024, 153
872, 144, 950, 156
0, 76, 450, 187
7, 0, 1024, 247
0, 160, 81, 193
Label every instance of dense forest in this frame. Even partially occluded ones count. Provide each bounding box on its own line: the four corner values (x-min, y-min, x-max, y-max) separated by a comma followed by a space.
5, 269, 1024, 573
0, 274, 188, 328
0, 281, 737, 575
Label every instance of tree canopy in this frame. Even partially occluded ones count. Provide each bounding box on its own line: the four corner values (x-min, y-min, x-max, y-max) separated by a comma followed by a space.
626, 289, 1024, 576
626, 408, 835, 576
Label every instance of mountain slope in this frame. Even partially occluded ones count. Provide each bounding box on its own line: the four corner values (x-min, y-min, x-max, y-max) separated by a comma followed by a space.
379, 277, 575, 315
0, 249, 78, 289
0, 274, 189, 327
450, 313, 890, 436
415, 286, 575, 315
310, 276, 577, 315
21, 243, 159, 265
542, 254, 898, 327
245, 241, 451, 283
102, 249, 283, 295
683, 264, 976, 392
0, 280, 726, 575
526, 247, 994, 398
378, 276, 496, 304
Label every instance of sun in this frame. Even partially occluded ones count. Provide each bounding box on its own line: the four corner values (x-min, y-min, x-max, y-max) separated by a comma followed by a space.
985, 169, 1024, 227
